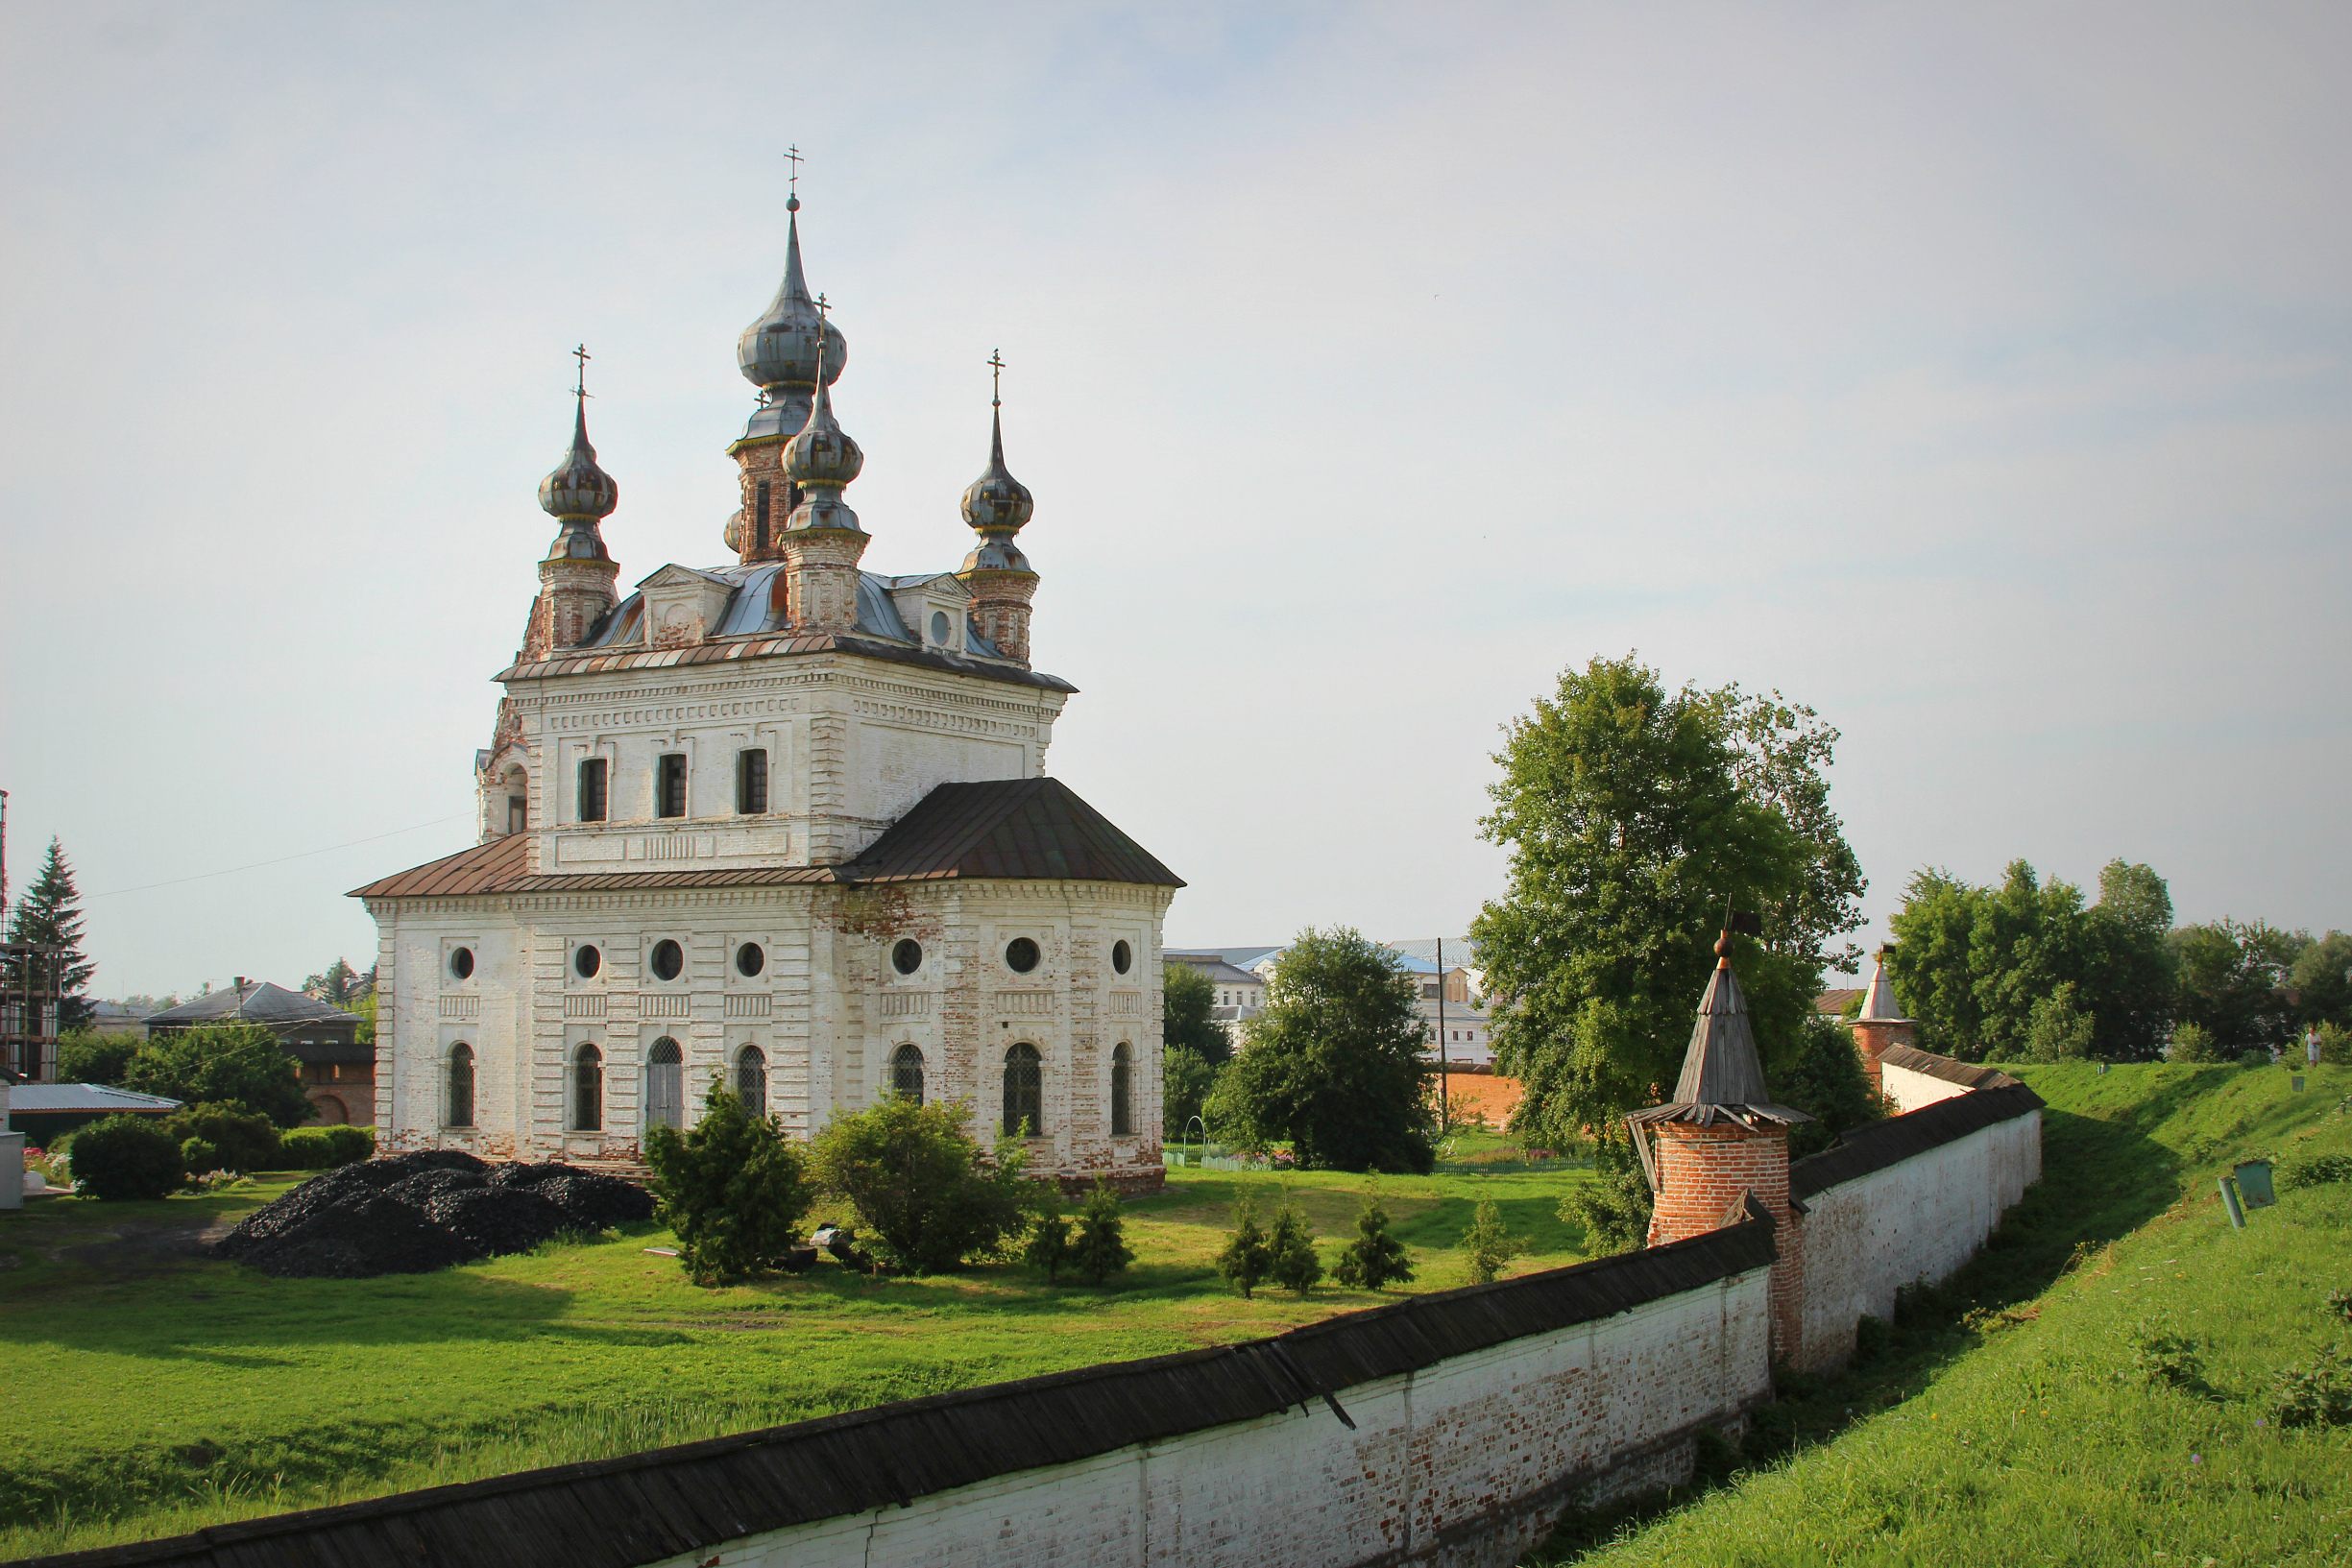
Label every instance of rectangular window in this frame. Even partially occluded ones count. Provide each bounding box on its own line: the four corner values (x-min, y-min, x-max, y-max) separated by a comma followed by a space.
658, 754, 688, 818
755, 481, 771, 552
738, 748, 768, 814
578, 758, 608, 822
507, 796, 526, 835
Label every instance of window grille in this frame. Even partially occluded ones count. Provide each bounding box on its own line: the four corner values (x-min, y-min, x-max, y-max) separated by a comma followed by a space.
578, 758, 608, 822
1002, 1042, 1042, 1137
658, 754, 687, 819
738, 749, 768, 814
892, 1044, 926, 1105
446, 1042, 475, 1128
572, 1044, 603, 1131
735, 1045, 766, 1118
1110, 1043, 1133, 1137
646, 1038, 685, 1132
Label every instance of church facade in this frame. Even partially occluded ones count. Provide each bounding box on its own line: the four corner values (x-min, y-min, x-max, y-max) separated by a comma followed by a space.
352, 195, 1179, 1189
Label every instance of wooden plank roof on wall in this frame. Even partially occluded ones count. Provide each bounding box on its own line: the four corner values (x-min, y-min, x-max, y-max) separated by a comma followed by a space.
22, 1219, 1775, 1568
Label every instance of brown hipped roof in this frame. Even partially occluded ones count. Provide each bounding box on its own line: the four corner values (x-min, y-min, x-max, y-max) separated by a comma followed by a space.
350, 778, 1180, 900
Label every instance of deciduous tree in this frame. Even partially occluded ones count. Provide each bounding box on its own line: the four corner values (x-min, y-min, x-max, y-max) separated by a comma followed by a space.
810, 1097, 1036, 1274
1162, 960, 1228, 1065
123, 1025, 310, 1127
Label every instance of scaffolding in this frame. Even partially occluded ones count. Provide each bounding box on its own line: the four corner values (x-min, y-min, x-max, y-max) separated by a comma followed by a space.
1, 944, 65, 1083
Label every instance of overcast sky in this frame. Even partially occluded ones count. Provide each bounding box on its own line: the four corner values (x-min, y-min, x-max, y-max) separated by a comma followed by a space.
3, 3, 2345, 1001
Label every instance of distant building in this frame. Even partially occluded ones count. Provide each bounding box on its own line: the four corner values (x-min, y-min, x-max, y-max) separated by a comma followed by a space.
1167, 954, 1268, 1040
7, 1083, 181, 1143
1173, 939, 1495, 1069
85, 1001, 152, 1036
143, 980, 372, 1127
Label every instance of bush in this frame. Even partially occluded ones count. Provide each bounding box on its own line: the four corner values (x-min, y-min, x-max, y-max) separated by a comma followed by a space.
2120, 1312, 2209, 1393
279, 1128, 338, 1170
1022, 1190, 1074, 1283
1162, 1044, 1219, 1140
1461, 1196, 1525, 1286
326, 1124, 373, 1164
56, 1028, 139, 1085
2168, 1023, 2222, 1063
2280, 1152, 2352, 1191
2267, 1341, 2352, 1429
67, 1115, 185, 1200
2317, 1022, 2352, 1066
1559, 1130, 1651, 1256
1852, 1314, 1892, 1364
123, 1025, 310, 1127
1332, 1192, 1415, 1291
1266, 1198, 1322, 1297
161, 1103, 282, 1171
644, 1085, 813, 1285
180, 1138, 220, 1174
1068, 1180, 1135, 1286
1216, 1192, 1273, 1298
1779, 1015, 1892, 1159
809, 1097, 1034, 1274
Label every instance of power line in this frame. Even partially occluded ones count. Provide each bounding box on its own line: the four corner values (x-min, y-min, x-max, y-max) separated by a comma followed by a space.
88, 815, 470, 898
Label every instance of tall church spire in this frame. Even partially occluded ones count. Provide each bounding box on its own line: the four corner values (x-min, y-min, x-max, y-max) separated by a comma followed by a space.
523, 347, 620, 659
729, 166, 848, 564
956, 350, 1041, 665
771, 305, 871, 633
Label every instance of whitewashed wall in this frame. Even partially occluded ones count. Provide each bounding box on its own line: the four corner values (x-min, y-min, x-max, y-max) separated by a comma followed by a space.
643, 1272, 1775, 1568
1882, 1058, 1971, 1112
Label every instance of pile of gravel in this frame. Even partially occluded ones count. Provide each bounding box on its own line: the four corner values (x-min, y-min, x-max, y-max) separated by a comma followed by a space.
214, 1152, 655, 1279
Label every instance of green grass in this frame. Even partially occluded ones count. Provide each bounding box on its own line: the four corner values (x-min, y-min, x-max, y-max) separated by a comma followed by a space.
0, 1157, 1592, 1557
1530, 1062, 2352, 1566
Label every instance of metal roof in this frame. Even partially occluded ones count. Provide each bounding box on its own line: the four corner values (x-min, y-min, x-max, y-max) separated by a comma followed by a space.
840, 778, 1183, 888
1166, 956, 1265, 986
7, 1084, 182, 1115
1626, 958, 1811, 1131
17, 1218, 1774, 1568
1855, 952, 1908, 1023
349, 834, 530, 900
143, 983, 362, 1030
1165, 946, 1282, 971
1791, 1079, 2043, 1202
1875, 1045, 2025, 1095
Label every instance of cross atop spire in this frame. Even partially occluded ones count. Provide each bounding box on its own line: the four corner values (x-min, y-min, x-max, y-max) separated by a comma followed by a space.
571, 343, 592, 401
785, 145, 804, 211
988, 348, 1006, 409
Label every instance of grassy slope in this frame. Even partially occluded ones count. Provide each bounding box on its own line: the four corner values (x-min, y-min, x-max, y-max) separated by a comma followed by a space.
0, 1147, 1587, 1557
1535, 1062, 2352, 1567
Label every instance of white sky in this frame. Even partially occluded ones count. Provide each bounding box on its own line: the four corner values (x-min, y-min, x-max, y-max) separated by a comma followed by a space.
2, 3, 2346, 1000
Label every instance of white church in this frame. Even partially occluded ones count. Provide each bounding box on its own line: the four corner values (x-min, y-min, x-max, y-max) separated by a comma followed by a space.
352, 193, 1180, 1190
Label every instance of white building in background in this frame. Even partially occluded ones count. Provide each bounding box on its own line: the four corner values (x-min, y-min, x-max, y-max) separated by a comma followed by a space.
1165, 953, 1268, 1043
352, 195, 1182, 1190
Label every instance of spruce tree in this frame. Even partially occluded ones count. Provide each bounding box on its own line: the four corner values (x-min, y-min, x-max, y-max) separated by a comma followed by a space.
1461, 1196, 1525, 1286
1023, 1189, 1073, 1283
1070, 1179, 1135, 1286
1216, 1191, 1273, 1298
6, 838, 95, 1031
1267, 1198, 1323, 1297
1332, 1192, 1415, 1291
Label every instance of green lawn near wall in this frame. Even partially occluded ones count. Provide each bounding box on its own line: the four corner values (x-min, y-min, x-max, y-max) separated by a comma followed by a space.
0, 1153, 1590, 1558
1534, 1062, 2352, 1567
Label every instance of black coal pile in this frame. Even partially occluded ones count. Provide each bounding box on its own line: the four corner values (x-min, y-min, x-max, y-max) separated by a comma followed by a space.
215, 1152, 655, 1279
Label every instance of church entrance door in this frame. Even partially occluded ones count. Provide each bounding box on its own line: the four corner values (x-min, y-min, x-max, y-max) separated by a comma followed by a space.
647, 1038, 685, 1131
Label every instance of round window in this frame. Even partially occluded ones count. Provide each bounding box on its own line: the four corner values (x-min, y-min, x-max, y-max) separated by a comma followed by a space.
892, 938, 923, 976
573, 944, 601, 979
930, 610, 951, 645
650, 939, 684, 981
1111, 939, 1132, 976
736, 942, 764, 977
1005, 936, 1041, 975
449, 947, 474, 980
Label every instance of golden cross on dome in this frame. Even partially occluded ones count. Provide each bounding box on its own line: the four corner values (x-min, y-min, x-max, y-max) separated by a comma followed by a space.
571, 344, 592, 400
815, 291, 830, 321
988, 348, 1005, 408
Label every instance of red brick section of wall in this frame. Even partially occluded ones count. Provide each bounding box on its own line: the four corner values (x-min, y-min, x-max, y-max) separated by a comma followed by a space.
1438, 1073, 1522, 1130
1647, 1122, 1802, 1359
1848, 1021, 1916, 1098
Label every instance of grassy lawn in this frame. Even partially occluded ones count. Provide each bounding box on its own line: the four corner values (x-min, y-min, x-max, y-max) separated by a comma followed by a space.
1532, 1062, 2352, 1566
0, 1146, 1591, 1557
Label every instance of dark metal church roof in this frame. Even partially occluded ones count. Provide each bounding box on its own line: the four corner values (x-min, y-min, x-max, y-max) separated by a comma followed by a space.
840, 776, 1183, 887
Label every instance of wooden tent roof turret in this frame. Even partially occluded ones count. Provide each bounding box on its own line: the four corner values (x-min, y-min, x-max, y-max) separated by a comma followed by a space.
1626, 929, 1813, 1134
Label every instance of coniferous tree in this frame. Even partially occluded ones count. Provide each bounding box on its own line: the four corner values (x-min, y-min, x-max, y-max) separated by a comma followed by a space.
1460, 1196, 1524, 1286
1023, 1189, 1073, 1283
1332, 1192, 1414, 1291
1266, 1198, 1322, 1297
1070, 1179, 1135, 1286
644, 1084, 813, 1286
1216, 1191, 1273, 1298
6, 838, 95, 1031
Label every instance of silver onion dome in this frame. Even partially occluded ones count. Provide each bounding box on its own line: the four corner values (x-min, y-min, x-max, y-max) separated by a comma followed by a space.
960, 407, 1034, 535
738, 198, 846, 440
539, 398, 618, 522
781, 341, 864, 533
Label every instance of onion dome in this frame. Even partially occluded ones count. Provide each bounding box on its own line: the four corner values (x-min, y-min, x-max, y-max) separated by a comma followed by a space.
959, 361, 1035, 575
538, 393, 618, 566
781, 340, 863, 534
737, 197, 846, 441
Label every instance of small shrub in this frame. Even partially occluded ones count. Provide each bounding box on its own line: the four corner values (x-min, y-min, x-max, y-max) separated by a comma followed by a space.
1022, 1190, 1073, 1283
1332, 1192, 1415, 1291
67, 1115, 184, 1200
1217, 1192, 1273, 1298
1559, 1132, 1653, 1257
2168, 1023, 2222, 1063
325, 1124, 373, 1165
2327, 1288, 2352, 1326
2267, 1341, 2352, 1430
162, 1103, 282, 1171
1461, 1196, 1525, 1286
2316, 1021, 2352, 1066
1852, 1314, 1892, 1365
2120, 1313, 2208, 1392
1070, 1181, 1136, 1286
1267, 1198, 1322, 1297
646, 1085, 814, 1285
279, 1128, 338, 1170
2279, 1152, 2352, 1191
179, 1137, 219, 1173
809, 1097, 1034, 1275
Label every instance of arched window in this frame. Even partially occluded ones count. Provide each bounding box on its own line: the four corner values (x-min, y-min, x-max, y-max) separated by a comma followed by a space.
446, 1042, 475, 1128
1110, 1042, 1133, 1137
646, 1038, 685, 1132
891, 1044, 926, 1105
572, 1044, 603, 1132
1002, 1042, 1042, 1138
735, 1045, 766, 1118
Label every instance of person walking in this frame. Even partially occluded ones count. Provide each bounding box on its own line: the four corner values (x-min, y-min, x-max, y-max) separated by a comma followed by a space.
2311, 1026, 2325, 1069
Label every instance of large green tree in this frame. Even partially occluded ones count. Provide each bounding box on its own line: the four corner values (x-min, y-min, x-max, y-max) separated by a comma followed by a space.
2290, 931, 2352, 1031
1469, 656, 1835, 1150
2170, 918, 2302, 1055
121, 1024, 310, 1127
6, 838, 95, 1032
1162, 960, 1228, 1065
1204, 927, 1436, 1172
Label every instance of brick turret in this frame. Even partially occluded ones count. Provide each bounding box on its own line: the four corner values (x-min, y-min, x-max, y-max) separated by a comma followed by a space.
1628, 930, 1814, 1360
1847, 945, 1914, 1098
